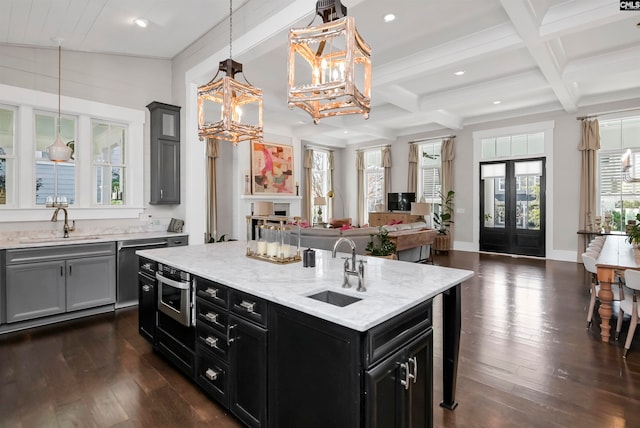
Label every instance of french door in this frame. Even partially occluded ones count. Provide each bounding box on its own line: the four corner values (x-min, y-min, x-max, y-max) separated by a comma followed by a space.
479, 158, 545, 257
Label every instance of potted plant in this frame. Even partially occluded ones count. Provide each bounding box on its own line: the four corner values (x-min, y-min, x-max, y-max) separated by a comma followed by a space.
432, 190, 455, 252
627, 213, 640, 247
365, 227, 397, 259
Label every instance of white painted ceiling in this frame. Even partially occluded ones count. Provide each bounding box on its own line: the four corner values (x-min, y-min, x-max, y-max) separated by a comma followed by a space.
1, 0, 639, 146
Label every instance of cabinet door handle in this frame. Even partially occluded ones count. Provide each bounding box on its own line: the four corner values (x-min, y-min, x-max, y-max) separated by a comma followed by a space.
205, 288, 218, 298
204, 312, 218, 324
228, 324, 237, 345
160, 189, 164, 199
408, 357, 417, 384
240, 300, 255, 313
205, 368, 219, 381
69, 265, 72, 276
204, 336, 219, 349
400, 362, 410, 390
142, 285, 151, 292
60, 266, 64, 276
173, 241, 183, 245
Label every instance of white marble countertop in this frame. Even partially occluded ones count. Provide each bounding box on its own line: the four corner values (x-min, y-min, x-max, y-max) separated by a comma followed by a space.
0, 231, 188, 250
138, 241, 474, 332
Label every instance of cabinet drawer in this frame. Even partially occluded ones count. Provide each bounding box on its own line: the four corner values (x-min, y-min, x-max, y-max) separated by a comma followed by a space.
196, 277, 229, 309
167, 236, 188, 247
7, 242, 116, 264
365, 299, 432, 368
196, 322, 228, 360
230, 290, 268, 327
196, 349, 229, 407
196, 298, 228, 333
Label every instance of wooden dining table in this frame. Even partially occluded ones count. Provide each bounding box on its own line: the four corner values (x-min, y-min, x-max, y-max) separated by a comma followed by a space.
595, 235, 640, 341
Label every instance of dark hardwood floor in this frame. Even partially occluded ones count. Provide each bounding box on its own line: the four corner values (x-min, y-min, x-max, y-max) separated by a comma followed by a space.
2, 251, 640, 427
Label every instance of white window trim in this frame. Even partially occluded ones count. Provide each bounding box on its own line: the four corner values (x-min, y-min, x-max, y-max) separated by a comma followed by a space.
0, 83, 145, 222
472, 121, 555, 256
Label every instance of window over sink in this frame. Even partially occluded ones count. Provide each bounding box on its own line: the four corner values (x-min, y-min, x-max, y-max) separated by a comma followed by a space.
0, 83, 144, 222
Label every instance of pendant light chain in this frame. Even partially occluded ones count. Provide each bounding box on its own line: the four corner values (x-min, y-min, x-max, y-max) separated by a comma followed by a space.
58, 44, 61, 134
229, 0, 233, 60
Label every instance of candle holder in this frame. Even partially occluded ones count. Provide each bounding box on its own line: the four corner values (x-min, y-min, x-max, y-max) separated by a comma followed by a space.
244, 172, 250, 195
246, 215, 302, 264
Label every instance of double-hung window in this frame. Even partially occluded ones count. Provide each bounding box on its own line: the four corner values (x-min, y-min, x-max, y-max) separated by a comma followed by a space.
312, 150, 331, 218
418, 141, 441, 204
598, 116, 640, 231
0, 105, 16, 206
364, 149, 384, 224
93, 121, 126, 205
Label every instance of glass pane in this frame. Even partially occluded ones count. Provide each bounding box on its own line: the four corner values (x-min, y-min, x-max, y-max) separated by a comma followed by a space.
420, 142, 441, 166
483, 177, 504, 229
0, 107, 15, 156
512, 134, 527, 156
35, 114, 76, 161
0, 158, 14, 205
622, 117, 640, 149
162, 113, 175, 137
93, 123, 109, 163
481, 138, 495, 159
111, 167, 124, 204
517, 176, 541, 230
600, 120, 621, 150
527, 132, 544, 154
35, 162, 76, 205
496, 136, 510, 157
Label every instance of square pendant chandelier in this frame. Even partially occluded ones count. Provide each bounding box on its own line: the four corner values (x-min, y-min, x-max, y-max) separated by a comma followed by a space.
287, 0, 371, 124
197, 0, 263, 145
198, 58, 263, 145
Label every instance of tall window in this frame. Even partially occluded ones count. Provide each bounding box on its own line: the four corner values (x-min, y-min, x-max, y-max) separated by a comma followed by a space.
599, 116, 640, 231
93, 121, 127, 205
419, 141, 441, 204
0, 106, 15, 206
34, 112, 77, 205
312, 150, 331, 218
364, 149, 384, 224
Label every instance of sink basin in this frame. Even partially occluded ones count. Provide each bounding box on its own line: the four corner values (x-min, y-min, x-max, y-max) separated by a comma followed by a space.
307, 290, 362, 307
19, 235, 102, 244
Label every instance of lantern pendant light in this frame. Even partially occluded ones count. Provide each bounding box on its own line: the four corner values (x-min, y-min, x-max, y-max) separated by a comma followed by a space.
287, 0, 371, 124
47, 40, 72, 162
197, 0, 263, 145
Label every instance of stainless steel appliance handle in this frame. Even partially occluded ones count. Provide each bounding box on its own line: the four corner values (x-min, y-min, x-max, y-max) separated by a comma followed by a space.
118, 241, 168, 250
156, 272, 190, 290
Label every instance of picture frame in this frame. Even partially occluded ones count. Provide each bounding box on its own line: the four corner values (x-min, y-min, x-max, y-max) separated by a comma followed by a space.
250, 141, 294, 195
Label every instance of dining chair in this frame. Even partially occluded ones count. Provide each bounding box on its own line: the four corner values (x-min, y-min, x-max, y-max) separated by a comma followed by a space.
582, 252, 624, 328
616, 269, 640, 358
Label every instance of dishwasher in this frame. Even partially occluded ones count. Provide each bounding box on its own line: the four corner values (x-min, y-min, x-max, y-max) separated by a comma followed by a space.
116, 238, 171, 308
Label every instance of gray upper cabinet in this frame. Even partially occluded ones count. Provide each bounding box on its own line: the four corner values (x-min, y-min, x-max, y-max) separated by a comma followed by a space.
147, 101, 181, 205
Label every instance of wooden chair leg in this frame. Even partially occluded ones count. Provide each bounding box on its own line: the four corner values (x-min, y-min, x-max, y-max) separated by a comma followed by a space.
587, 284, 597, 328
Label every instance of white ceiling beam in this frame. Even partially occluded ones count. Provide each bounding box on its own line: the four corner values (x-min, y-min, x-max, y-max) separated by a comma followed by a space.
373, 23, 523, 86
540, 0, 626, 39
563, 45, 640, 82
499, 0, 577, 113
375, 84, 420, 112
424, 110, 464, 130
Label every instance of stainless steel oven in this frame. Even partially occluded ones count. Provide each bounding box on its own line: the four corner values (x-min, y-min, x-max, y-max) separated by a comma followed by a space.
156, 263, 195, 327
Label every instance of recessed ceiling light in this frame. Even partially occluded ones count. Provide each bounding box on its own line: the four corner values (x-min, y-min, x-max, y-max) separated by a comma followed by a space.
383, 14, 396, 23
344, 130, 349, 134
493, 100, 501, 105
454, 70, 465, 76
134, 18, 148, 28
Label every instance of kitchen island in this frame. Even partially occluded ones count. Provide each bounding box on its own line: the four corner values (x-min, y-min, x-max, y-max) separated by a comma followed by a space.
138, 241, 473, 428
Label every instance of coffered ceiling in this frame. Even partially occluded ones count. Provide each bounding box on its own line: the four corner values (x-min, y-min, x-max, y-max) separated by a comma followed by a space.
1, 0, 639, 146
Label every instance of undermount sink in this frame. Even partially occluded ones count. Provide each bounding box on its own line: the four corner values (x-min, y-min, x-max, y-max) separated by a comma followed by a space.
19, 235, 102, 244
307, 290, 362, 307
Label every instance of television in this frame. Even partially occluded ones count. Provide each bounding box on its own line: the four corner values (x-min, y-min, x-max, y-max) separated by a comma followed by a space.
387, 192, 416, 212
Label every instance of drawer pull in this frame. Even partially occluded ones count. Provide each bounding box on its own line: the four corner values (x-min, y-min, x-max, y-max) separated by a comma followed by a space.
205, 288, 218, 298
142, 285, 151, 292
205, 368, 219, 381
205, 336, 219, 349
204, 312, 218, 323
240, 300, 255, 313
408, 357, 417, 384
400, 362, 410, 390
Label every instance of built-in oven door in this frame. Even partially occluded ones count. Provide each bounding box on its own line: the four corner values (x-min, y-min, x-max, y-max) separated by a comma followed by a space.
156, 272, 193, 326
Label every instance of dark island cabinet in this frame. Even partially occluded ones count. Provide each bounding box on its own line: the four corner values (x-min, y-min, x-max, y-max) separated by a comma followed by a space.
268, 299, 433, 428
194, 277, 267, 428
146, 101, 180, 205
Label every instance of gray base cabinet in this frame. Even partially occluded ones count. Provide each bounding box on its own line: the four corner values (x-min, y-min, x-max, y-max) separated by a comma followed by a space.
5, 243, 116, 324
6, 260, 66, 322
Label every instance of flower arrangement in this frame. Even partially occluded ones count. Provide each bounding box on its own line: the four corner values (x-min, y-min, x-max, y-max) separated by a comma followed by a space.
365, 227, 397, 256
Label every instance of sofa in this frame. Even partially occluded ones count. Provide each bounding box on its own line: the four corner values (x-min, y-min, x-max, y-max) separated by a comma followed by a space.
299, 222, 435, 262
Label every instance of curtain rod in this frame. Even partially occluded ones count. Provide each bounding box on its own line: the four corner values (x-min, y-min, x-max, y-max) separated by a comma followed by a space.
356, 143, 391, 152
409, 134, 455, 144
576, 107, 640, 121
304, 144, 334, 152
